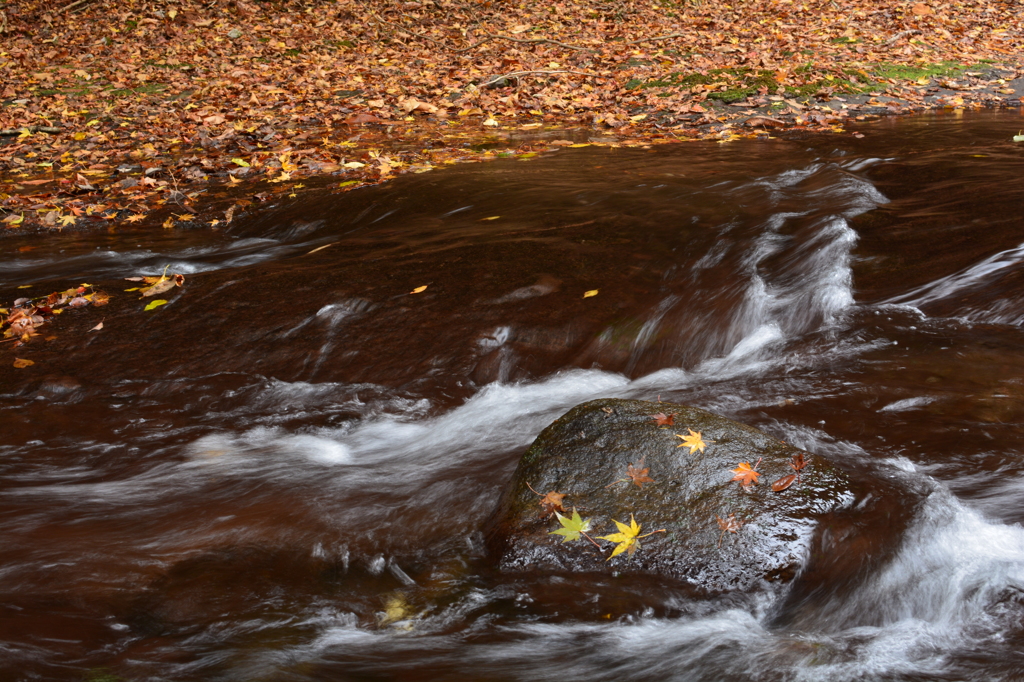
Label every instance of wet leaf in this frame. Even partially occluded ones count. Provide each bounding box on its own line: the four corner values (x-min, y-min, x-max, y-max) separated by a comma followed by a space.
410, 285, 428, 294
676, 429, 707, 454
583, 289, 599, 298
1014, 133, 1024, 142
731, 461, 761, 488
599, 514, 642, 559
89, 320, 104, 331
650, 412, 675, 426
13, 358, 35, 368
716, 512, 743, 546
599, 515, 665, 560
772, 474, 797, 492
538, 490, 567, 517
625, 456, 654, 488
144, 299, 169, 311
549, 508, 592, 543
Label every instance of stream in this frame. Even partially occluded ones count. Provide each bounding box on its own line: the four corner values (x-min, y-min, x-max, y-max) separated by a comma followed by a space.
4, 110, 1024, 681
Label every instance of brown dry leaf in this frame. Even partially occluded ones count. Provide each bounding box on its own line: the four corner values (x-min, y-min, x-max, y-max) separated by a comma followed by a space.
625, 456, 655, 488
772, 473, 797, 492
650, 412, 675, 426
89, 320, 105, 331
716, 513, 743, 546
538, 490, 567, 517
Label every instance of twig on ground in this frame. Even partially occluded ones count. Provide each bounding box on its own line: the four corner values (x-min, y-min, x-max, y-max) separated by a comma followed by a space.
479, 69, 598, 88
883, 29, 922, 46
0, 126, 62, 136
59, 0, 92, 13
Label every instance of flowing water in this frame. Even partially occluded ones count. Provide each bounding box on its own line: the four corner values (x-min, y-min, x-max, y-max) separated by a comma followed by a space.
4, 110, 1024, 681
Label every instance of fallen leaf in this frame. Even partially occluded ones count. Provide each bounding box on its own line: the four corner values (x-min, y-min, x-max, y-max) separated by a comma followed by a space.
89, 320, 104, 331
731, 461, 761, 488
716, 512, 743, 546
549, 508, 592, 543
410, 285, 428, 294
538, 490, 567, 516
13, 358, 35, 368
144, 299, 169, 311
772, 473, 797, 492
599, 514, 642, 559
599, 514, 665, 560
676, 428, 707, 454
583, 289, 599, 298
650, 412, 675, 426
625, 456, 655, 488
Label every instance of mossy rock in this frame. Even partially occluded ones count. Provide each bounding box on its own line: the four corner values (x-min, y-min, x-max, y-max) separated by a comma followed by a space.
486, 398, 912, 597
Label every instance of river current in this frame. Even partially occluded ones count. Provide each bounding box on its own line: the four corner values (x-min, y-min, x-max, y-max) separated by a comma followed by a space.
3, 111, 1024, 680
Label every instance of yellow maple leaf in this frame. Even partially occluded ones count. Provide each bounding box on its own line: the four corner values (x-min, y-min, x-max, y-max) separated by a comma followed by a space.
59, 214, 77, 227
599, 514, 642, 559
125, 213, 145, 223
676, 428, 706, 454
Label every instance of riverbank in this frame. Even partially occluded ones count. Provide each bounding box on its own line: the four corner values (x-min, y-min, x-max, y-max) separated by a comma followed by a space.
2, 0, 1022, 232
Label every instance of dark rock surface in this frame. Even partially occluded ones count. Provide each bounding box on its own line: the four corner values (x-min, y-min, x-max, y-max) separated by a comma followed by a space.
487, 398, 912, 596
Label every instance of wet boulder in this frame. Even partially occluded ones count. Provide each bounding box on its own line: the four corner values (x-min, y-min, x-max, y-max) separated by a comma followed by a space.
487, 398, 908, 596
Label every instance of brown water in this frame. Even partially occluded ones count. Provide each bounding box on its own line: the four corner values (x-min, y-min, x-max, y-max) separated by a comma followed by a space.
4, 110, 1024, 681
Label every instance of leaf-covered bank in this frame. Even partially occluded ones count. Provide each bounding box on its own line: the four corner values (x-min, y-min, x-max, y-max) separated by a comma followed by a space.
1, 0, 1023, 232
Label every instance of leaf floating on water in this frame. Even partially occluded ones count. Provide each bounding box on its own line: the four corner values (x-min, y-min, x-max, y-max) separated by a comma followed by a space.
549, 508, 592, 543
410, 285, 428, 294
89, 320, 104, 331
772, 474, 797, 492
144, 299, 169, 311
1014, 131, 1024, 142
481, 216, 501, 221
13, 358, 35, 368
583, 289, 599, 298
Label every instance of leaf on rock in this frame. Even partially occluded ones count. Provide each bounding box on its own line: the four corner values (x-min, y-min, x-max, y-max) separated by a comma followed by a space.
549, 508, 592, 543
731, 461, 761, 488
599, 514, 642, 559
625, 456, 655, 488
716, 513, 743, 546
771, 473, 797, 492
650, 412, 675, 426
676, 428, 707, 454
539, 490, 567, 517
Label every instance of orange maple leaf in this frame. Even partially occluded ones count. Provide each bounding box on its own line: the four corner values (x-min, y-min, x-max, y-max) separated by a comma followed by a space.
731, 461, 761, 487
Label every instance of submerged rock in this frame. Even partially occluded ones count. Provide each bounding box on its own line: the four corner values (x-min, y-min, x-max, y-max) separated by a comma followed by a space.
487, 398, 909, 596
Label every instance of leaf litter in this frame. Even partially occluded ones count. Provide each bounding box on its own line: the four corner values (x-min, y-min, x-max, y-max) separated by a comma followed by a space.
3, 0, 1022, 232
